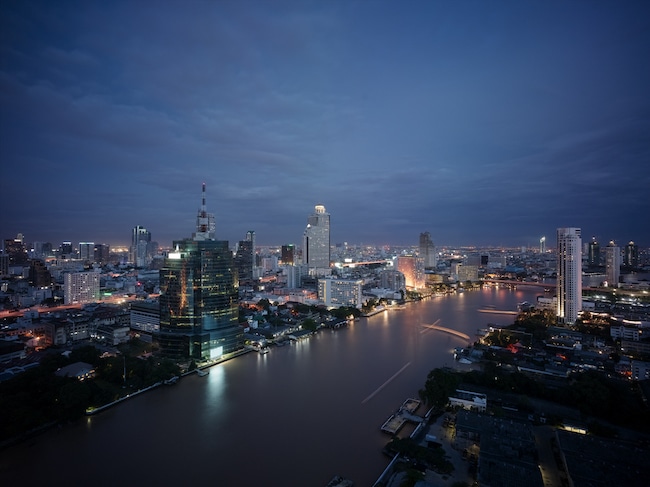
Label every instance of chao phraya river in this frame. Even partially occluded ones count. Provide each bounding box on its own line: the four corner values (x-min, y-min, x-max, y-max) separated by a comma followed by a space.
1, 287, 543, 486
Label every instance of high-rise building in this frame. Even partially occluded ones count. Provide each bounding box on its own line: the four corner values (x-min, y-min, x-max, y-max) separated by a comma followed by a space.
419, 232, 437, 268
557, 227, 582, 324
131, 226, 152, 267
624, 241, 639, 268
94, 244, 110, 265
302, 204, 330, 270
4, 236, 28, 265
235, 236, 254, 283
588, 237, 600, 267
281, 244, 295, 265
605, 241, 621, 287
64, 271, 100, 305
79, 242, 95, 262
60, 241, 73, 258
539, 236, 546, 254
397, 255, 423, 290
158, 185, 242, 360
29, 259, 52, 288
318, 278, 364, 308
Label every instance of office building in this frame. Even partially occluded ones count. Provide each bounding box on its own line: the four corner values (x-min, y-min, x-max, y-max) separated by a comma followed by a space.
624, 241, 639, 268
29, 259, 52, 288
4, 236, 28, 265
131, 225, 152, 267
64, 271, 100, 305
419, 232, 437, 268
557, 227, 582, 324
318, 278, 364, 308
302, 204, 330, 270
539, 236, 546, 254
130, 300, 160, 335
60, 241, 73, 258
588, 237, 600, 267
397, 255, 423, 290
158, 184, 242, 360
79, 242, 94, 262
94, 244, 110, 265
235, 233, 254, 283
380, 269, 406, 292
281, 244, 295, 265
605, 241, 620, 287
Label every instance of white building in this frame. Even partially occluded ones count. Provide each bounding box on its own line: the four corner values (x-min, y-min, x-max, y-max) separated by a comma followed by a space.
318, 278, 363, 308
303, 205, 330, 271
448, 389, 487, 412
557, 227, 582, 324
64, 271, 100, 305
130, 300, 160, 334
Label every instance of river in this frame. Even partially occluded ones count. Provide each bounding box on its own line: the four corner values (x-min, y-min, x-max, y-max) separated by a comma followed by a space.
0, 286, 543, 487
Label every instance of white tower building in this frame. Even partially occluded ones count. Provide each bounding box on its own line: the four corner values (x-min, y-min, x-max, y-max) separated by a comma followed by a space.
302, 204, 330, 271
556, 227, 582, 324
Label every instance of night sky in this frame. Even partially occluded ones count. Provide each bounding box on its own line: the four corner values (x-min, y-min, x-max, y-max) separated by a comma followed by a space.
2, 1, 649, 248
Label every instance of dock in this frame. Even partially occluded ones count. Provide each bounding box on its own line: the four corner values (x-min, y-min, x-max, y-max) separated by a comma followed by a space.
380, 398, 423, 434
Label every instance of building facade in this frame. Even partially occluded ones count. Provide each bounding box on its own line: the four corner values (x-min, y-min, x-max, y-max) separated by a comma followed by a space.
605, 241, 621, 287
302, 204, 330, 271
158, 185, 242, 360
131, 225, 151, 267
588, 238, 600, 267
64, 271, 100, 305
557, 227, 582, 324
318, 278, 364, 308
624, 241, 639, 268
419, 232, 437, 268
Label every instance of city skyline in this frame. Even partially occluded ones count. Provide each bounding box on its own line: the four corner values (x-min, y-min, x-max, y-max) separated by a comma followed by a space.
2, 2, 650, 247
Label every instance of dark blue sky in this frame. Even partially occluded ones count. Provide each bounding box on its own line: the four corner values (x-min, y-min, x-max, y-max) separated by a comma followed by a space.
2, 1, 649, 248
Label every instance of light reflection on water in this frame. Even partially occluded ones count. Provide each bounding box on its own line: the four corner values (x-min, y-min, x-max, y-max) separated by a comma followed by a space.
2, 287, 543, 487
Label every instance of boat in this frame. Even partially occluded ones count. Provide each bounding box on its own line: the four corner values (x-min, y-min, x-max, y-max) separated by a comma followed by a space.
196, 369, 209, 377
259, 347, 269, 354
164, 376, 179, 385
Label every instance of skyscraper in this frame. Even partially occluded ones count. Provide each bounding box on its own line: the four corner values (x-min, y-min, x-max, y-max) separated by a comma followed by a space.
302, 204, 330, 270
588, 237, 600, 267
624, 241, 639, 268
419, 232, 437, 268
235, 231, 255, 283
158, 184, 242, 360
557, 227, 582, 324
79, 242, 94, 262
605, 241, 620, 287
281, 244, 295, 265
539, 236, 546, 254
131, 225, 151, 267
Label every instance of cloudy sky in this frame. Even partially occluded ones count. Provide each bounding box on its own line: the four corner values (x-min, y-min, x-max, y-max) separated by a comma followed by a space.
2, 1, 649, 248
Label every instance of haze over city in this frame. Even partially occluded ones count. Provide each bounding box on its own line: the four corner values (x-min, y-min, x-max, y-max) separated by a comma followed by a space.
2, 1, 649, 247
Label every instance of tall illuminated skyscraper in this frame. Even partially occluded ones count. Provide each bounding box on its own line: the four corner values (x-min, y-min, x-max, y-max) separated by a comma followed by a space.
605, 240, 620, 287
624, 241, 639, 268
158, 184, 242, 360
539, 236, 546, 254
557, 227, 582, 324
302, 204, 330, 270
588, 237, 600, 267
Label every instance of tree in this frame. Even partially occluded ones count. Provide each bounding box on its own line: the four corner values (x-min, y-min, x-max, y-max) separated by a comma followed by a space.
419, 368, 461, 409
